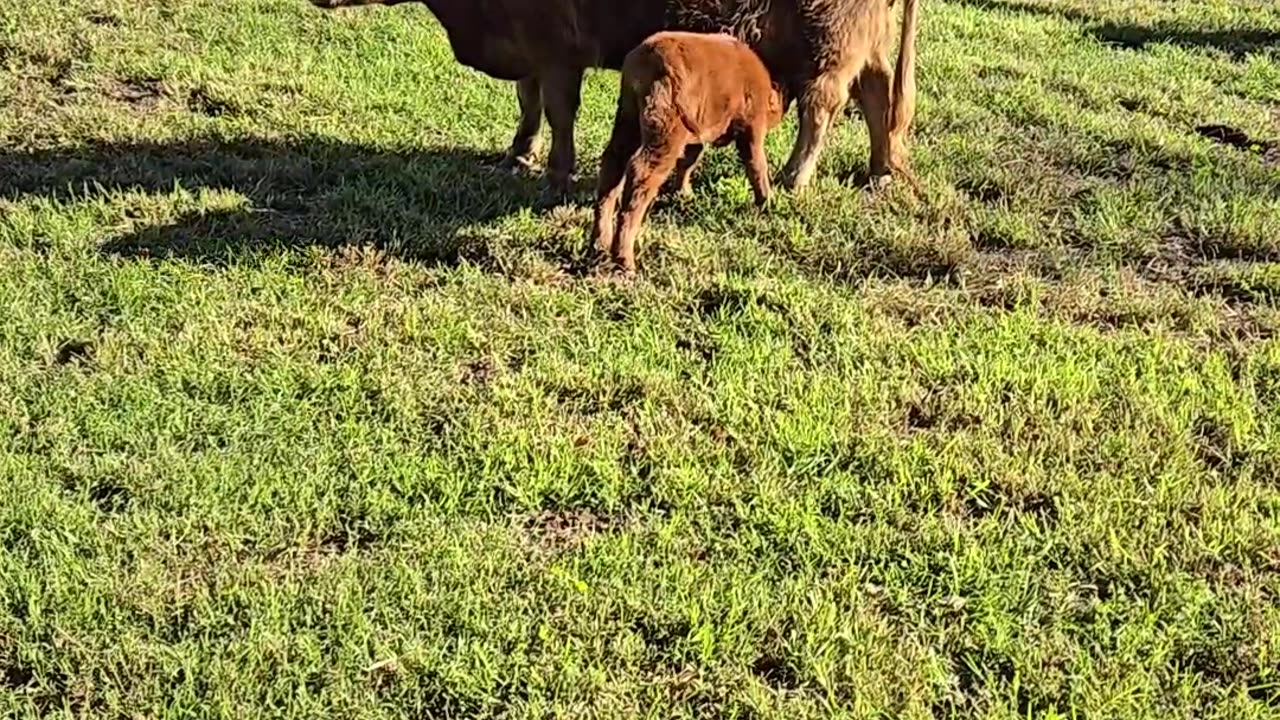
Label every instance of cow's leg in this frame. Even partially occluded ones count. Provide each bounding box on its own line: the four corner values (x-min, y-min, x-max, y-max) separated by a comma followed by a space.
591, 91, 643, 261
613, 134, 687, 274
500, 76, 543, 172
736, 130, 771, 207
857, 47, 894, 185
541, 66, 585, 197
667, 143, 705, 197
779, 65, 859, 191
857, 42, 919, 192
844, 78, 863, 120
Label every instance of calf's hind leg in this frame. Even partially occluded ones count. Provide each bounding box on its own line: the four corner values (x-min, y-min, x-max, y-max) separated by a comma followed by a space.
667, 144, 705, 197
613, 134, 687, 273
591, 89, 642, 261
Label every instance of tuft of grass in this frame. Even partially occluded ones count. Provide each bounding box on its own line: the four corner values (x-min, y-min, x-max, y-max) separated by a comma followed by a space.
2, 0, 1280, 717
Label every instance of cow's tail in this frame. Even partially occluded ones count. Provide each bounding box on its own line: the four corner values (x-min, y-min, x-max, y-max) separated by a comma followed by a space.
889, 0, 918, 165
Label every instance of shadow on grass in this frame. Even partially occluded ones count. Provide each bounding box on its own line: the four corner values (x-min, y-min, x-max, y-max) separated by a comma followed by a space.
0, 137, 551, 266
949, 0, 1280, 60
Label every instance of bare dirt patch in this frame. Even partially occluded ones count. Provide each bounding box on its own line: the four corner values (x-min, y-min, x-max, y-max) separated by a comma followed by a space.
516, 509, 614, 554
106, 77, 165, 110
53, 338, 93, 366
187, 86, 240, 117
1196, 124, 1280, 170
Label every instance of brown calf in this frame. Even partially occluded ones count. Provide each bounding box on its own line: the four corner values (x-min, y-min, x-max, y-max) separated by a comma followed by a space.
590, 32, 785, 274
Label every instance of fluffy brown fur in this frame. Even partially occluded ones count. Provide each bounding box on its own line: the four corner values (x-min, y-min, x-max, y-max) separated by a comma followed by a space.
590, 31, 785, 273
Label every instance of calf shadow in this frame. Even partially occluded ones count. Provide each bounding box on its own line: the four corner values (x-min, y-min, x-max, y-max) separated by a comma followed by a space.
0, 137, 546, 266
949, 0, 1280, 60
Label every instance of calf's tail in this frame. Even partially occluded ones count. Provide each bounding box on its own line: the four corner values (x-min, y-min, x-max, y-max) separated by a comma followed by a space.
623, 44, 700, 139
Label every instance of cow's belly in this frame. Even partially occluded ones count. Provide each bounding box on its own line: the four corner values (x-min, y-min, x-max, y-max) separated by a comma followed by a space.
445, 29, 531, 80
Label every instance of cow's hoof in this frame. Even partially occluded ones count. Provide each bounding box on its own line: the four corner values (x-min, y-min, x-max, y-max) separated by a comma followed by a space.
866, 173, 894, 192
498, 152, 538, 175
589, 234, 611, 259
539, 175, 578, 206
778, 169, 810, 192
549, 173, 577, 193
537, 185, 571, 209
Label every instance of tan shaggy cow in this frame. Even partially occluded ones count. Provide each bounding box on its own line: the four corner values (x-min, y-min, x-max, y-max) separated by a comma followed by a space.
590, 31, 786, 274
309, 0, 920, 195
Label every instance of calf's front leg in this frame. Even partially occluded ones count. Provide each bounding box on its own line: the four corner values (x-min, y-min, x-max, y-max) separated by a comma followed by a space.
736, 130, 771, 207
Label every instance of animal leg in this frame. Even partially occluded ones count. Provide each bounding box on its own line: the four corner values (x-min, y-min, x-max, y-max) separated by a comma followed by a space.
779, 68, 855, 191
541, 66, 585, 196
891, 0, 921, 177
500, 76, 543, 172
844, 78, 863, 120
613, 135, 686, 274
736, 131, 771, 207
857, 49, 894, 183
667, 143, 705, 197
860, 45, 920, 192
591, 88, 642, 261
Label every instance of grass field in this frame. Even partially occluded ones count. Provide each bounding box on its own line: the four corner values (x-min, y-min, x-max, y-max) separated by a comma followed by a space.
3, 0, 1280, 717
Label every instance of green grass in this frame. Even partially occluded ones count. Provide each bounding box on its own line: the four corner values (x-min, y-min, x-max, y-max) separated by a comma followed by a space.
2, 0, 1280, 717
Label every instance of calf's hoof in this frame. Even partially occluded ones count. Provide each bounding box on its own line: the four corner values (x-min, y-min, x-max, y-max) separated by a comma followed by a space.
662, 179, 694, 199
610, 253, 637, 278
846, 170, 894, 193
